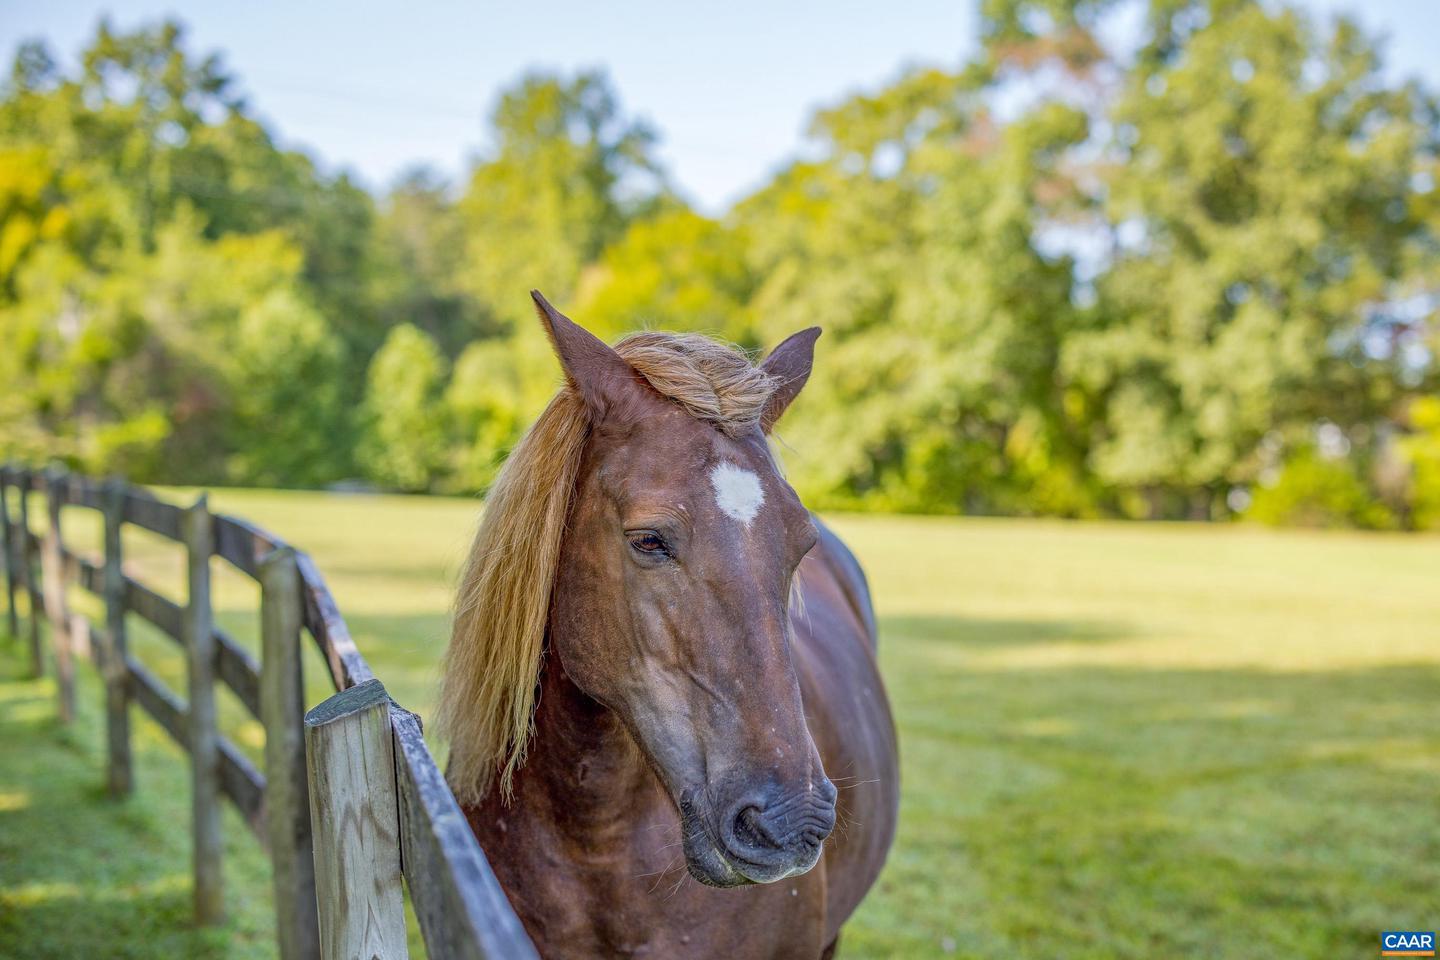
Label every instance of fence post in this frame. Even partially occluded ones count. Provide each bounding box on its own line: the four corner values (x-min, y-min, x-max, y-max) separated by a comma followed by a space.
102, 479, 133, 797
1, 466, 17, 640
42, 467, 75, 723
305, 679, 408, 960
261, 546, 320, 960
17, 471, 42, 678
182, 493, 223, 925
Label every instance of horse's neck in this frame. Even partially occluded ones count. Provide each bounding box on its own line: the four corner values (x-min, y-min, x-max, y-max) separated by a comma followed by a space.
518, 645, 658, 831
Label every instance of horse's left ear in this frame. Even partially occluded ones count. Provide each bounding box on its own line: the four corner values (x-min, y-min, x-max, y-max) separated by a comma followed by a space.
531, 289, 640, 418
760, 327, 821, 432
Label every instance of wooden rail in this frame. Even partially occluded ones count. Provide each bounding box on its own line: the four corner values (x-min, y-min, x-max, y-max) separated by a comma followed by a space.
0, 465, 536, 960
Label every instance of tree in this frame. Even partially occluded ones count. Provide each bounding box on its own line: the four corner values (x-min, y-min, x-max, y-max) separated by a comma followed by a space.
3, 7, 1436, 525
418, 70, 676, 493
371, 167, 482, 356
734, 64, 1098, 515
225, 289, 350, 487
457, 70, 665, 328
575, 204, 757, 345
1248, 446, 1395, 529
1399, 397, 1440, 529
360, 325, 450, 492
445, 338, 536, 493
0, 20, 371, 484
1073, 0, 1438, 517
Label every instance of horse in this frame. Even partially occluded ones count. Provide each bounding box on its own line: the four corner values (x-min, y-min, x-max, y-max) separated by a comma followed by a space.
438, 290, 899, 958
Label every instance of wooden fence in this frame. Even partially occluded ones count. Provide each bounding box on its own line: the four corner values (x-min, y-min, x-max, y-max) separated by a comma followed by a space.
0, 464, 536, 960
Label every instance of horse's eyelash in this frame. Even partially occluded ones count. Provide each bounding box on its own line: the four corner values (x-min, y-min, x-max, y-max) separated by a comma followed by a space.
628, 531, 673, 558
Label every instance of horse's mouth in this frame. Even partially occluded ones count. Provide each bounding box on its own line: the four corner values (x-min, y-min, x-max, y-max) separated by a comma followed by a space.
677, 795, 821, 888
683, 834, 750, 887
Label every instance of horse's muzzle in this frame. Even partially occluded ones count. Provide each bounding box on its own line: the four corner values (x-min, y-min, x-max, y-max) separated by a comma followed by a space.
680, 779, 838, 887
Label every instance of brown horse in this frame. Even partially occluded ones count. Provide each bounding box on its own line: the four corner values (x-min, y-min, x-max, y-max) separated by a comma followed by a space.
439, 291, 899, 958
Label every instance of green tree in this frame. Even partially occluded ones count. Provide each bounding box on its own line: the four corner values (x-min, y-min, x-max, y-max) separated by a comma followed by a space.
457, 70, 664, 327
1399, 396, 1440, 530
422, 70, 675, 492
0, 21, 372, 484
1072, 0, 1438, 517
1248, 446, 1395, 529
736, 64, 1098, 515
445, 339, 535, 493
575, 204, 757, 345
3, 7, 1437, 524
225, 289, 350, 487
360, 325, 450, 491
371, 167, 481, 356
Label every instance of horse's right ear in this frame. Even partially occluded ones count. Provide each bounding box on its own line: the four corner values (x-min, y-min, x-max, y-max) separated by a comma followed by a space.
531, 289, 638, 417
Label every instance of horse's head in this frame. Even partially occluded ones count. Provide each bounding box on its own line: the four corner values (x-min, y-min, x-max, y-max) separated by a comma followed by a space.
536, 292, 837, 887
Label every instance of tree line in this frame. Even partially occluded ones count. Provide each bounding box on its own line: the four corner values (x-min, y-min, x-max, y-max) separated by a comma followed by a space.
2, 0, 1437, 528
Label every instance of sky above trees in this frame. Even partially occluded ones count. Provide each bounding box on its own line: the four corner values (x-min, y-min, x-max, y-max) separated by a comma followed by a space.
5, 0, 1439, 211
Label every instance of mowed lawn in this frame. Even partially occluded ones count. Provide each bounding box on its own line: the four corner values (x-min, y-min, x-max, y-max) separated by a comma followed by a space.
1, 488, 1438, 959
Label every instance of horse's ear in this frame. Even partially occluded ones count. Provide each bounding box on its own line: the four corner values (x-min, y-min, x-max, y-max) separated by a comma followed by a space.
531, 289, 637, 417
760, 327, 821, 432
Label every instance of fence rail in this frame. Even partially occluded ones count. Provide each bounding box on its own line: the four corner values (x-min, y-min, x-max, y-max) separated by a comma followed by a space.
0, 464, 536, 960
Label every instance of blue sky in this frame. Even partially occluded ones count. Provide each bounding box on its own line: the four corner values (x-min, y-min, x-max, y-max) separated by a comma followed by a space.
4, 0, 1438, 213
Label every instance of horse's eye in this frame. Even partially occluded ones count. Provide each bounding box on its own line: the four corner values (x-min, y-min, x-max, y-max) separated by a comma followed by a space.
627, 531, 669, 557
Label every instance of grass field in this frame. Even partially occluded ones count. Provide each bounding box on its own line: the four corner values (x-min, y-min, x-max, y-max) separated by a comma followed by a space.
1, 489, 1438, 958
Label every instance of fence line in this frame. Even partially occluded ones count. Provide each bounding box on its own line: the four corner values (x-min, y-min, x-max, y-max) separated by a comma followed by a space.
0, 464, 536, 960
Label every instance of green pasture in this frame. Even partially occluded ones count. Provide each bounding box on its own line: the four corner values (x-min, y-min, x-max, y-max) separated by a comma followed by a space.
1, 489, 1437, 958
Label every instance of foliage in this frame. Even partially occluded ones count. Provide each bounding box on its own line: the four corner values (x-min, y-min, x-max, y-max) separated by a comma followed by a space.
737, 69, 1098, 515
576, 204, 758, 345
1, 6, 1437, 527
0, 21, 371, 485
359, 324, 450, 492
444, 334, 550, 493
1079, 1, 1433, 514
457, 70, 664, 329
1399, 395, 1440, 529
225, 289, 350, 487
1247, 446, 1395, 529
369, 166, 480, 356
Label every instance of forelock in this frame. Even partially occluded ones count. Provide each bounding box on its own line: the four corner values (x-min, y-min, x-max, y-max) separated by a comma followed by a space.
613, 332, 778, 437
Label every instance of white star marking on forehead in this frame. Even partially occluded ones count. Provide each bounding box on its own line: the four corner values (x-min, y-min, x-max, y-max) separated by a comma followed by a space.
710, 462, 764, 527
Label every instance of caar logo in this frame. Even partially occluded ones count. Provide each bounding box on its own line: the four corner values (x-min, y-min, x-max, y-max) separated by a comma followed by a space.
1382, 932, 1436, 957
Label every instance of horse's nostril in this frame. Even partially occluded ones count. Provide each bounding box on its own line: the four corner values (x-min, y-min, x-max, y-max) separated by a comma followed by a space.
732, 805, 779, 851
724, 792, 836, 865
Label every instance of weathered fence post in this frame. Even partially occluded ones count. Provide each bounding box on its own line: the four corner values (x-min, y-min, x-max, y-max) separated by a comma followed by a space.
182, 493, 223, 925
261, 546, 320, 960
101, 479, 133, 797
17, 471, 42, 678
1, 466, 17, 639
305, 679, 408, 960
42, 467, 75, 723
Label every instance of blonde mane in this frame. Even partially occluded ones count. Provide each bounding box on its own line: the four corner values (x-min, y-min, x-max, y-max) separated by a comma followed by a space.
437, 331, 779, 804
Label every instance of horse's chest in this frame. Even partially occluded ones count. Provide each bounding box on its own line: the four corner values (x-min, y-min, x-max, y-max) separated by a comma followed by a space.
505, 844, 828, 959
534, 889, 825, 959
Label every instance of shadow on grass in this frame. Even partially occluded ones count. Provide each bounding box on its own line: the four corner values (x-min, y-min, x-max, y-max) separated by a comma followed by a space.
0, 649, 276, 960
0, 883, 246, 960
854, 610, 1440, 960
881, 613, 1133, 648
